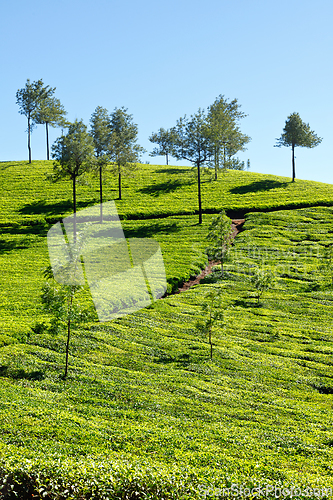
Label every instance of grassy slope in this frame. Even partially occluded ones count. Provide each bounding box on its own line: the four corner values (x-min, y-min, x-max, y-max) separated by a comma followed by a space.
1, 161, 333, 497
1, 160, 333, 340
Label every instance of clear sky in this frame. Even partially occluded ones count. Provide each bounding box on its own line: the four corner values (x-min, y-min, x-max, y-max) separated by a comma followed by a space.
1, 0, 332, 184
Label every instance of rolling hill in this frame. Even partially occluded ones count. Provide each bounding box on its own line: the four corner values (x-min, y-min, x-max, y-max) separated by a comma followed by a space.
1, 161, 333, 499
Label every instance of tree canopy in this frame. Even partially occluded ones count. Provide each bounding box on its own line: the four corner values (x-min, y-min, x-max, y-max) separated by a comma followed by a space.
206, 210, 233, 277
195, 288, 224, 360
109, 107, 144, 200
149, 128, 175, 165
171, 108, 212, 224
16, 79, 55, 163
90, 106, 112, 159
275, 112, 322, 182
33, 96, 67, 160
90, 106, 113, 219
51, 120, 95, 237
207, 95, 250, 179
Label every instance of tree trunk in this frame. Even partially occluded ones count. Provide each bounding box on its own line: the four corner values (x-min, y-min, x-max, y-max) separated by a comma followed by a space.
99, 165, 103, 222
64, 292, 74, 379
209, 326, 212, 360
220, 231, 224, 277
214, 148, 218, 180
197, 162, 202, 224
166, 153, 168, 165
28, 114, 32, 164
292, 143, 295, 182
46, 122, 50, 160
118, 170, 122, 200
73, 174, 77, 243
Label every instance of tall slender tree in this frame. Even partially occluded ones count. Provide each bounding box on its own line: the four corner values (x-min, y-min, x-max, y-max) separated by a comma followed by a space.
207, 96, 234, 179
275, 112, 322, 182
90, 106, 113, 220
109, 107, 144, 200
33, 96, 67, 160
195, 288, 224, 360
16, 79, 55, 163
207, 95, 250, 179
51, 120, 95, 239
171, 109, 212, 224
42, 229, 92, 379
149, 127, 175, 165
206, 210, 233, 277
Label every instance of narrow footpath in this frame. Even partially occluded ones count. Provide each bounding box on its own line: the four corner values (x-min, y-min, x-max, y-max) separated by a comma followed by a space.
175, 219, 245, 294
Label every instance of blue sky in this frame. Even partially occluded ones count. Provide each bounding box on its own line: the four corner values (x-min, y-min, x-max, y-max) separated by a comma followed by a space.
1, 0, 332, 184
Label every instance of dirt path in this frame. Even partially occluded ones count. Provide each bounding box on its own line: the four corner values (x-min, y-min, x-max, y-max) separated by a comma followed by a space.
175, 219, 245, 294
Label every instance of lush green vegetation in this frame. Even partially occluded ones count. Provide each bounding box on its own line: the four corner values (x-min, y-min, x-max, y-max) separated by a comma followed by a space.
3, 161, 333, 222
1, 160, 333, 498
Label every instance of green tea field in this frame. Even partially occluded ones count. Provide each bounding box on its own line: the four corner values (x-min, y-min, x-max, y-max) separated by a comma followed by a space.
1, 161, 333, 499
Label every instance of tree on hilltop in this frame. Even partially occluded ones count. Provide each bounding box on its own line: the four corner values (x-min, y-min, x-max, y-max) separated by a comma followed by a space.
51, 120, 95, 239
149, 127, 175, 165
90, 106, 113, 220
33, 96, 68, 160
16, 79, 55, 163
109, 107, 144, 200
170, 108, 212, 224
275, 112, 322, 182
207, 95, 250, 179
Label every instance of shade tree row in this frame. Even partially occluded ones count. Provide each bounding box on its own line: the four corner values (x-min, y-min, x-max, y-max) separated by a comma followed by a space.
16, 79, 322, 226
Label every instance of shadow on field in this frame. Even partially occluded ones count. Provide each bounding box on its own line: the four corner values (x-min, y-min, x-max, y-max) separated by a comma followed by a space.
156, 168, 190, 175
230, 180, 289, 194
0, 223, 49, 237
0, 237, 32, 254
124, 222, 180, 238
0, 365, 45, 381
153, 352, 192, 366
233, 298, 258, 308
0, 161, 23, 170
312, 382, 333, 394
19, 199, 94, 217
139, 179, 193, 197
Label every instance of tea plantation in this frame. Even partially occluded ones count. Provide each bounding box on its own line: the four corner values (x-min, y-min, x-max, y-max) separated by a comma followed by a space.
1, 161, 333, 499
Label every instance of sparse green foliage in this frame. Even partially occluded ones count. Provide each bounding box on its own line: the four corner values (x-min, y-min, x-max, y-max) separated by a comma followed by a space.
51, 120, 95, 222
224, 157, 245, 170
90, 106, 113, 219
41, 280, 81, 335
41, 230, 93, 378
109, 107, 145, 200
196, 287, 224, 359
206, 210, 233, 276
16, 79, 55, 163
171, 109, 212, 223
149, 127, 175, 165
207, 95, 250, 179
249, 266, 275, 304
33, 96, 68, 160
275, 112, 322, 182
90, 106, 112, 159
